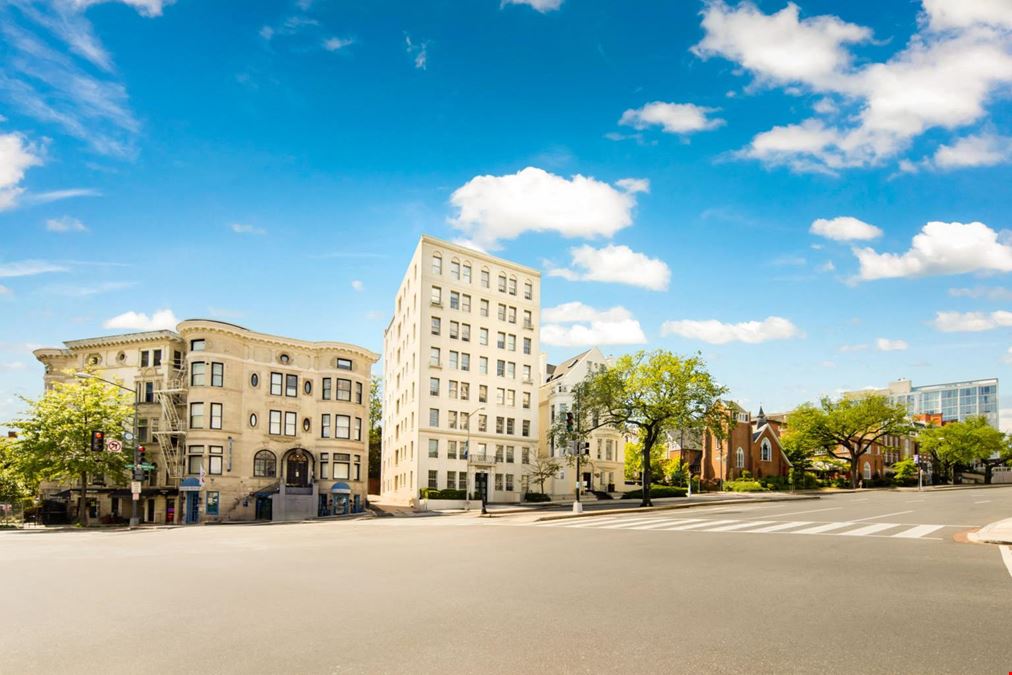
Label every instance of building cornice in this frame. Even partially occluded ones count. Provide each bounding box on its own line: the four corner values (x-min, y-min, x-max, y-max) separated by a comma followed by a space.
419, 234, 541, 277
177, 319, 380, 363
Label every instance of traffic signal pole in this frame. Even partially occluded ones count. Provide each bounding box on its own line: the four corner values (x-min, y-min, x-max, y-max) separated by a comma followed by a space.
129, 404, 140, 529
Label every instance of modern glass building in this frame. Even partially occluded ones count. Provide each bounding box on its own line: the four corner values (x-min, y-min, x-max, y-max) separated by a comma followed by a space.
882, 378, 999, 429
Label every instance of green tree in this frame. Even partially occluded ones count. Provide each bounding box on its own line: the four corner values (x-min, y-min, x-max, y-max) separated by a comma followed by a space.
786, 395, 912, 489
368, 376, 382, 481
665, 457, 690, 487
526, 454, 562, 495
582, 350, 727, 507
917, 416, 1010, 484
0, 437, 35, 504
623, 438, 668, 483
8, 370, 133, 525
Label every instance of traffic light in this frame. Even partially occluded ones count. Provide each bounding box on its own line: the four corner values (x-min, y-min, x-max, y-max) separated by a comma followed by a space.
90, 430, 105, 452
566, 412, 574, 432
137, 445, 146, 463
582, 442, 591, 455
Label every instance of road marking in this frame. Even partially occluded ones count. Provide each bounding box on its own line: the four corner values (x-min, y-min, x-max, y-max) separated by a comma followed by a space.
793, 522, 855, 535
627, 519, 703, 530
747, 521, 812, 533
891, 524, 945, 539
704, 521, 775, 532
851, 510, 914, 522
1001, 546, 1012, 580
596, 518, 680, 529
974, 500, 991, 504
842, 523, 900, 537
851, 498, 869, 502
661, 519, 739, 531
552, 517, 631, 528
906, 499, 925, 503
770, 507, 843, 518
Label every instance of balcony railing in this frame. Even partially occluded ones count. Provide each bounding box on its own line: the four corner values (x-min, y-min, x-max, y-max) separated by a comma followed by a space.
467, 453, 498, 465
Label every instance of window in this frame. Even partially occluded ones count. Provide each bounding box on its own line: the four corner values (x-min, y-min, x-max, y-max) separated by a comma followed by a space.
447, 472, 456, 490
497, 332, 506, 349
356, 382, 363, 404
429, 408, 439, 427
190, 362, 206, 386
250, 372, 259, 388
304, 380, 312, 395
760, 439, 772, 462
322, 378, 332, 400
279, 353, 290, 364
432, 255, 442, 275
322, 414, 331, 438
210, 403, 222, 429
506, 446, 515, 463
462, 263, 472, 283
479, 385, 487, 403
431, 286, 442, 305
430, 377, 440, 396
508, 277, 516, 296
522, 365, 531, 382
269, 410, 282, 435
286, 374, 298, 397
461, 295, 471, 312
354, 417, 362, 441
479, 357, 488, 375
430, 347, 441, 367
523, 310, 532, 329
522, 420, 530, 437
522, 392, 530, 409
431, 317, 441, 335
480, 299, 489, 317
863, 462, 872, 480
211, 362, 224, 387
303, 417, 311, 432
334, 453, 350, 479
284, 411, 297, 436
478, 415, 487, 433
523, 338, 531, 355
254, 450, 276, 477
447, 410, 457, 430
450, 291, 460, 310
137, 418, 149, 442
208, 446, 223, 475
450, 321, 459, 339
449, 381, 458, 399
522, 447, 530, 464
497, 304, 506, 321
496, 417, 504, 434
461, 324, 471, 341
507, 335, 516, 352
735, 447, 745, 469
337, 358, 352, 370
337, 378, 352, 401
506, 474, 514, 491
524, 281, 532, 300
497, 360, 505, 377
498, 274, 507, 292
190, 339, 205, 351
461, 353, 470, 371
449, 351, 459, 370
189, 403, 204, 429
335, 415, 351, 439
495, 473, 503, 491
141, 350, 150, 368
508, 307, 516, 323
447, 440, 457, 459
249, 413, 257, 428
506, 418, 515, 435
460, 382, 469, 401
428, 470, 438, 489
479, 328, 488, 346
187, 448, 203, 475
450, 260, 460, 280
270, 372, 283, 396
429, 439, 439, 458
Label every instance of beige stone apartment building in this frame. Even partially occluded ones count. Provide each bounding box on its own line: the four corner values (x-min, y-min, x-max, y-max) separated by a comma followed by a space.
34, 320, 377, 523
538, 347, 628, 498
381, 235, 540, 505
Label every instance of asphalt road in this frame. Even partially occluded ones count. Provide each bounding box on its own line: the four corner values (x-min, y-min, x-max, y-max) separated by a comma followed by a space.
1, 489, 1010, 674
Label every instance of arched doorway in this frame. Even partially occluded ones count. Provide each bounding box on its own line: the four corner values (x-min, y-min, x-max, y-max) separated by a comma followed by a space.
285, 449, 312, 488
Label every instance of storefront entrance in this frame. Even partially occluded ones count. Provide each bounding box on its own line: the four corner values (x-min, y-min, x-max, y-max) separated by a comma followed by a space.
255, 496, 272, 520
185, 492, 199, 524
286, 451, 310, 488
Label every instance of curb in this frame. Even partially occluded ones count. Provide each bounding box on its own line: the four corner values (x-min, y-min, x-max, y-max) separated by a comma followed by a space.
533, 495, 820, 522
967, 517, 1012, 546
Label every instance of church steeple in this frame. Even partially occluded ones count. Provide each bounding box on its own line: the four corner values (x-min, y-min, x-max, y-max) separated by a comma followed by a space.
756, 405, 768, 428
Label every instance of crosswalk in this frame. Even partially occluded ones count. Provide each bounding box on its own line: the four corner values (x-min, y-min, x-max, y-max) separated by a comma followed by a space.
538, 514, 949, 541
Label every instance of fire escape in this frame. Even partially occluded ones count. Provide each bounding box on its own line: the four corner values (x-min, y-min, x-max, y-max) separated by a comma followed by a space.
153, 365, 187, 482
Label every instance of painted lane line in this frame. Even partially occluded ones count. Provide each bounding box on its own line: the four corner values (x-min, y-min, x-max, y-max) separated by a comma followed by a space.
793, 522, 855, 535
851, 510, 914, 522
596, 518, 682, 529
747, 521, 813, 533
770, 507, 843, 518
550, 518, 634, 528
905, 499, 925, 503
1001, 546, 1012, 580
662, 519, 739, 531
891, 524, 945, 539
842, 523, 900, 537
974, 500, 991, 504
627, 519, 703, 530
704, 521, 776, 532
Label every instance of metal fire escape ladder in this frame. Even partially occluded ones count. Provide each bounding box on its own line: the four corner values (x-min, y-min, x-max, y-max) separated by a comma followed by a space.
154, 366, 187, 481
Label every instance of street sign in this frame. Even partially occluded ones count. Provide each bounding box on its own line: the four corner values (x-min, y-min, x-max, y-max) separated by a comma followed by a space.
123, 431, 135, 442
106, 439, 123, 453
130, 481, 142, 494
126, 463, 156, 470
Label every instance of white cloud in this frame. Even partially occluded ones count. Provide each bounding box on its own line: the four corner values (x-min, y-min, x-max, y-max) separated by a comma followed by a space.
932, 133, 1012, 169
876, 337, 909, 351
230, 223, 266, 235
0, 361, 26, 371
932, 310, 1012, 332
548, 244, 670, 291
660, 316, 802, 344
45, 215, 87, 232
948, 286, 1012, 301
818, 260, 836, 272
259, 25, 274, 40
21, 188, 101, 206
405, 35, 428, 70
501, 0, 562, 12
0, 132, 42, 210
449, 167, 643, 250
810, 216, 883, 241
323, 37, 353, 51
854, 221, 1012, 280
0, 260, 68, 278
541, 302, 647, 347
41, 280, 134, 297
614, 177, 650, 193
619, 102, 725, 134
351, 280, 364, 292
697, 1, 1012, 172
839, 343, 868, 352
71, 0, 173, 18
103, 308, 178, 332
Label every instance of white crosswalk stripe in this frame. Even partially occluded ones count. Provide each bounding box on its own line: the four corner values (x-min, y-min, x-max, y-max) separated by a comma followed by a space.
537, 516, 951, 541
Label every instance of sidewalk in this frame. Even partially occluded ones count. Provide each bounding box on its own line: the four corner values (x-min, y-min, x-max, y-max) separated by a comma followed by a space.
968, 517, 1012, 545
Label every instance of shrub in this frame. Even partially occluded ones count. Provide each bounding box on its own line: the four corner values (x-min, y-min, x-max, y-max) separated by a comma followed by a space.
524, 492, 551, 502
760, 476, 788, 491
891, 459, 918, 487
622, 485, 688, 499
726, 480, 767, 492
833, 477, 850, 489
419, 488, 466, 500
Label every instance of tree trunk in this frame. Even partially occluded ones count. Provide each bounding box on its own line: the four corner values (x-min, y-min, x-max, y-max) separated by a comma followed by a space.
984, 462, 993, 485
77, 471, 88, 526
850, 456, 859, 489
641, 432, 654, 508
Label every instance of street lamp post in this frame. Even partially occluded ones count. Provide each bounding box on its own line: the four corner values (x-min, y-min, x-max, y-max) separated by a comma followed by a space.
76, 372, 140, 529
464, 405, 484, 514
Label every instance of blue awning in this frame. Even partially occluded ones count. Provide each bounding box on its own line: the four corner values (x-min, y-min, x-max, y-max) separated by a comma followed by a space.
331, 482, 351, 495
179, 477, 201, 491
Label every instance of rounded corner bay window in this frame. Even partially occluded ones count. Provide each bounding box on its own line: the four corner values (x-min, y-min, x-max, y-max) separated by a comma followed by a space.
279, 353, 290, 364
302, 417, 311, 432
250, 372, 259, 388
253, 449, 276, 477
249, 412, 258, 428
304, 380, 312, 395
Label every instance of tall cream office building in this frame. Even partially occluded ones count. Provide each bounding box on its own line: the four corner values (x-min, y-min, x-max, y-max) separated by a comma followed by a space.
382, 235, 541, 504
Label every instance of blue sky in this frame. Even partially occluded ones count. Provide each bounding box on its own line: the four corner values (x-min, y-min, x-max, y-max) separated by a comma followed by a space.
1, 0, 1011, 428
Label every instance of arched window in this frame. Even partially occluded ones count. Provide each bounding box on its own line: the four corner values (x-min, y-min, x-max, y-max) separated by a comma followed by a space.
736, 447, 745, 468
254, 450, 277, 478
431, 253, 442, 275
760, 439, 772, 462
863, 461, 872, 481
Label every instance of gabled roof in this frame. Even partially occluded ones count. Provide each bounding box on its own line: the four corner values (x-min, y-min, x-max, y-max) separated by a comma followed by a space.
752, 423, 793, 467
545, 349, 591, 383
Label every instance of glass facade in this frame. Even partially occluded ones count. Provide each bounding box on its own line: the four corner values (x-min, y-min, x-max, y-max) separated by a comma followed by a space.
888, 379, 999, 428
